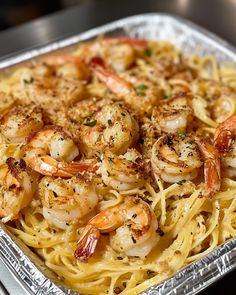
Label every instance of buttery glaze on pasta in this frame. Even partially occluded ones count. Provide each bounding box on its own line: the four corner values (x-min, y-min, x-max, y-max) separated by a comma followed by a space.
1, 37, 236, 295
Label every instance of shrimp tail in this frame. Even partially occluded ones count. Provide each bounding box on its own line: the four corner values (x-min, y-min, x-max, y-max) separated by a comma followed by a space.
74, 225, 100, 262
196, 138, 221, 198
204, 158, 221, 198
33, 156, 97, 178
58, 162, 98, 176
214, 130, 232, 153
90, 56, 133, 99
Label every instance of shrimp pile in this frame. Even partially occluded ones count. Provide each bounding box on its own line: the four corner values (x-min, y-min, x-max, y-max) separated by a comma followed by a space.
1, 36, 236, 295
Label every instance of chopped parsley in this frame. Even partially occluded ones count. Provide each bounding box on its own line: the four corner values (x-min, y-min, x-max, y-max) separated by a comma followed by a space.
83, 120, 97, 127
107, 119, 112, 126
96, 134, 102, 142
144, 47, 152, 57
177, 179, 186, 186
135, 84, 148, 96
23, 77, 34, 84
136, 84, 148, 91
161, 93, 169, 100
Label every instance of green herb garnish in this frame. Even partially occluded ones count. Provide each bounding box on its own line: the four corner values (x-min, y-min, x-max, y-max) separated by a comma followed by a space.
108, 119, 112, 126
23, 77, 34, 84
177, 180, 186, 186
136, 84, 148, 91
83, 120, 97, 127
161, 93, 169, 100
135, 84, 148, 96
144, 48, 152, 57
96, 134, 102, 142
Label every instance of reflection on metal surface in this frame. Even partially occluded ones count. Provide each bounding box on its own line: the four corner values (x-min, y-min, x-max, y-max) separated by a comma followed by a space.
177, 0, 190, 12
0, 14, 236, 295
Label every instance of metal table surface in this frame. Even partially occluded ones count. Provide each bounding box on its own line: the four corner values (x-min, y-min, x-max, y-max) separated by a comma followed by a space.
0, 0, 235, 294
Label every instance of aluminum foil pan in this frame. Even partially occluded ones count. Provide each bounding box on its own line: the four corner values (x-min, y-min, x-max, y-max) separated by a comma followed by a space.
1, 13, 236, 295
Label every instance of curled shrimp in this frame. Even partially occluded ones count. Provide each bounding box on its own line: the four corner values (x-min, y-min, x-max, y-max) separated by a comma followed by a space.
151, 134, 202, 183
150, 58, 196, 82
151, 92, 193, 133
192, 79, 236, 124
0, 104, 44, 143
89, 57, 162, 115
0, 157, 36, 222
79, 103, 139, 157
100, 149, 145, 191
74, 196, 158, 261
195, 138, 221, 198
24, 126, 93, 177
79, 36, 147, 72
39, 176, 98, 229
41, 53, 90, 80
214, 115, 236, 177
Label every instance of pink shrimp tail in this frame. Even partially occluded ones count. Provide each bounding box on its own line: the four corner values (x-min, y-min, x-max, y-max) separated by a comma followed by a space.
74, 225, 100, 262
214, 130, 232, 153
90, 56, 133, 99
204, 158, 221, 198
196, 138, 221, 198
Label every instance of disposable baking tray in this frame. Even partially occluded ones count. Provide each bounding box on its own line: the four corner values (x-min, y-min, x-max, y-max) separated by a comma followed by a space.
1, 13, 236, 295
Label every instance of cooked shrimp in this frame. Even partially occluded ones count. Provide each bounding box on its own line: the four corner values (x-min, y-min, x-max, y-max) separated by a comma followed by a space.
151, 93, 193, 133
214, 115, 236, 177
74, 196, 158, 261
79, 37, 147, 72
89, 56, 162, 115
79, 103, 139, 157
24, 126, 93, 177
0, 157, 36, 222
192, 79, 236, 123
7, 63, 86, 120
39, 176, 98, 229
0, 104, 44, 143
41, 53, 90, 80
151, 134, 202, 183
195, 138, 221, 198
150, 58, 196, 82
100, 149, 145, 190
214, 115, 236, 153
